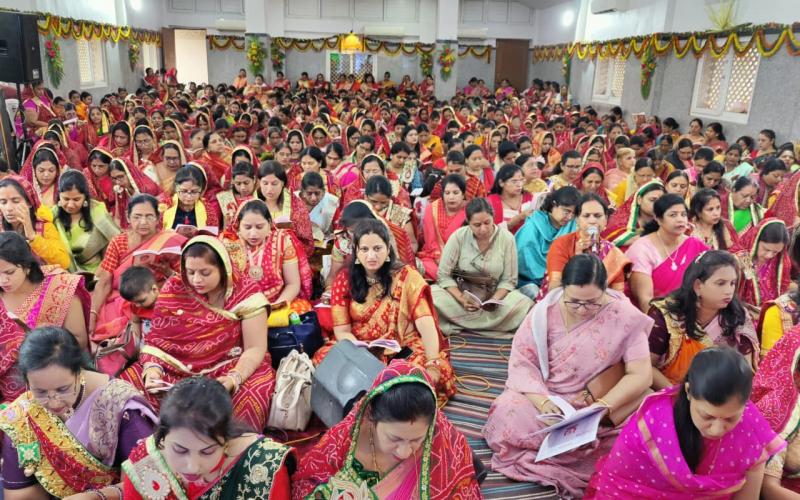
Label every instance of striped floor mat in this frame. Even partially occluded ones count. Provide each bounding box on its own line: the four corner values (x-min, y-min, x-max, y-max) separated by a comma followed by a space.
443, 332, 558, 500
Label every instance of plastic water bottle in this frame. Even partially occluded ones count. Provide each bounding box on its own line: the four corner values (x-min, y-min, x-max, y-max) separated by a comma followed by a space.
288, 312, 302, 325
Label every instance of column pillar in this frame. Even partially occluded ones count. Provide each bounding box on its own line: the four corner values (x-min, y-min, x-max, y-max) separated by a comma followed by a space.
434, 0, 459, 100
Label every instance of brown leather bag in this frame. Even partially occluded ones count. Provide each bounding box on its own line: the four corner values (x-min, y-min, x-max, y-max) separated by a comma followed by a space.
452, 268, 498, 303
584, 362, 652, 426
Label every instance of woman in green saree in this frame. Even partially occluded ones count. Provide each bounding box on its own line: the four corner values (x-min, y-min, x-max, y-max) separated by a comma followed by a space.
52, 169, 120, 275
122, 377, 295, 500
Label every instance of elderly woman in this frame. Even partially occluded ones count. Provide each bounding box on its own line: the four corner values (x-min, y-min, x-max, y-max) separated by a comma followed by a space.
431, 198, 533, 337
483, 254, 654, 497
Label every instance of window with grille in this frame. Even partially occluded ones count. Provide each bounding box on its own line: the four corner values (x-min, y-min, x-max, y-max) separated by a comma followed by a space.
142, 43, 160, 71
691, 44, 759, 124
592, 56, 626, 105
76, 39, 106, 88
326, 51, 376, 83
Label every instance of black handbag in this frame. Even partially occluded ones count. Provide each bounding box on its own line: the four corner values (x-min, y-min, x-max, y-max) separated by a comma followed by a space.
267, 311, 323, 369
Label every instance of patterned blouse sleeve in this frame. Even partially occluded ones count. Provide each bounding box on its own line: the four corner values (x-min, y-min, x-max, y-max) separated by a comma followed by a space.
281, 231, 298, 263
100, 234, 125, 273
330, 271, 352, 328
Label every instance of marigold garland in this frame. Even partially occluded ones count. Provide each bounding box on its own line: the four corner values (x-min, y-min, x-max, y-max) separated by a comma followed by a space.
438, 44, 456, 81
33, 12, 160, 45
43, 37, 64, 87
458, 45, 492, 63
531, 24, 800, 63
246, 37, 267, 76
208, 36, 245, 51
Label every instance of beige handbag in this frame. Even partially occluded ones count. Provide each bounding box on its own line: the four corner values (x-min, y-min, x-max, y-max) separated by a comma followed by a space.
267, 350, 315, 431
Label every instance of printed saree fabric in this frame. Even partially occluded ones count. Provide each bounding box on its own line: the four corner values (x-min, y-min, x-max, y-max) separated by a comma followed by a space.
318, 265, 456, 404
736, 218, 792, 309
417, 199, 466, 281
121, 236, 274, 430
123, 436, 295, 500
0, 379, 154, 498
752, 328, 800, 491
602, 180, 663, 249
0, 268, 89, 402
544, 231, 630, 292
291, 361, 479, 500
586, 387, 785, 499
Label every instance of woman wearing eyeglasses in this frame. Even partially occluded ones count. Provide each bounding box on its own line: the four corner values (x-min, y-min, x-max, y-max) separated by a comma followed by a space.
90, 194, 186, 345
0, 326, 156, 500
483, 254, 653, 498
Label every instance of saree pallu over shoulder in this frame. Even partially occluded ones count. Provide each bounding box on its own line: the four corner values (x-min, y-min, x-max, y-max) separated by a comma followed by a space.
649, 298, 714, 384
123, 436, 294, 500
0, 381, 147, 498
586, 387, 785, 499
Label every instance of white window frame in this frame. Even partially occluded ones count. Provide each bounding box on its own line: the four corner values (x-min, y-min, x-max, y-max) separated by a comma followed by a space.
76, 38, 107, 89
690, 42, 760, 125
324, 50, 378, 82
592, 56, 625, 106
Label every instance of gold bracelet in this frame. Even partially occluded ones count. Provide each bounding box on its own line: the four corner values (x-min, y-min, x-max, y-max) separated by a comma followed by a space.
596, 398, 612, 410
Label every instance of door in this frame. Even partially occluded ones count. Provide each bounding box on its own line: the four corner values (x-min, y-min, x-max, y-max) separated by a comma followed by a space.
161, 28, 176, 72
494, 39, 530, 91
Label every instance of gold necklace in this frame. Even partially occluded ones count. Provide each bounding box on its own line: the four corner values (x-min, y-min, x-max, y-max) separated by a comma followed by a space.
369, 424, 383, 478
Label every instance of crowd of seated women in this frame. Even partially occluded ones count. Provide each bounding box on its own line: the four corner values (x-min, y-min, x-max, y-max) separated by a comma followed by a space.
1, 67, 800, 498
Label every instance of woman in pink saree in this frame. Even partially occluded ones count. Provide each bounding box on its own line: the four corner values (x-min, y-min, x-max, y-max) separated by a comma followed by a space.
587, 347, 785, 499
626, 193, 709, 311
417, 174, 467, 280
483, 254, 654, 497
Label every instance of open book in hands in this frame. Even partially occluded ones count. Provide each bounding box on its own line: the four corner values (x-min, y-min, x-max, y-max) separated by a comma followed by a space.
133, 246, 182, 267
346, 338, 402, 354
534, 395, 608, 462
463, 290, 506, 310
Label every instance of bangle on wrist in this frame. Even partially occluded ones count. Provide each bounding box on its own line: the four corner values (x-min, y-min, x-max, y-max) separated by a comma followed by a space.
143, 363, 164, 376
89, 310, 99, 317
93, 488, 108, 500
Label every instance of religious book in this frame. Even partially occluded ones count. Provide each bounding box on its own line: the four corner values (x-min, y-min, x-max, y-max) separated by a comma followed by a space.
347, 338, 402, 353
174, 224, 220, 238
463, 290, 506, 309
534, 395, 607, 461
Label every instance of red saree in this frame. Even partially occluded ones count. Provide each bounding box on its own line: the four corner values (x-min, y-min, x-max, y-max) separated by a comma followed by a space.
110, 157, 162, 228
315, 266, 455, 404
737, 218, 792, 308
271, 190, 315, 257
766, 172, 800, 229
417, 200, 466, 281
84, 147, 115, 207
22, 96, 57, 138
121, 237, 274, 430
752, 327, 800, 492
292, 361, 478, 499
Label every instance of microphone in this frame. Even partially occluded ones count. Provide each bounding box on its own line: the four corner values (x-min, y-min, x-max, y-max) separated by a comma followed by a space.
587, 226, 599, 254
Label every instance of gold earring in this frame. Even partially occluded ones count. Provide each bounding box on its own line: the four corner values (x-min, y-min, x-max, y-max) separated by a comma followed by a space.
354, 259, 362, 266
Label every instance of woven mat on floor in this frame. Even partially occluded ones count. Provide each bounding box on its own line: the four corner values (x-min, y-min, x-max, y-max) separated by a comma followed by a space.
443, 331, 558, 499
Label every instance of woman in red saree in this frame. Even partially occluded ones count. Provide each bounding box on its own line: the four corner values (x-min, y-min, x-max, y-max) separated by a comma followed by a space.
752, 328, 800, 496
91, 194, 186, 342
603, 180, 665, 250
84, 147, 116, 207
130, 125, 163, 184
487, 164, 534, 234
98, 121, 133, 159
108, 156, 163, 229
736, 218, 791, 314
21, 81, 57, 139
258, 161, 315, 257
418, 174, 467, 281
626, 193, 709, 311
121, 236, 275, 430
292, 361, 478, 499
766, 165, 800, 228
196, 131, 234, 191
220, 199, 312, 315
313, 219, 455, 404
84, 105, 111, 150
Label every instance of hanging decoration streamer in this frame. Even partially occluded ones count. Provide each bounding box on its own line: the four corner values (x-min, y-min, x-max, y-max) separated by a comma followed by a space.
43, 37, 64, 88
458, 45, 492, 63
531, 23, 800, 63
33, 12, 161, 45
208, 36, 245, 51
128, 42, 140, 71
561, 51, 571, 87
640, 44, 656, 100
269, 35, 436, 56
